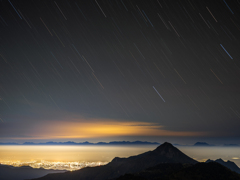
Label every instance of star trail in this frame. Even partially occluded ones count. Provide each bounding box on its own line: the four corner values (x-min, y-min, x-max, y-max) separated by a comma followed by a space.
0, 0, 240, 144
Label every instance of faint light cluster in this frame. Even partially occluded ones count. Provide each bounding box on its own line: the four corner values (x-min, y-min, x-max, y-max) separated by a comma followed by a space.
0, 160, 108, 171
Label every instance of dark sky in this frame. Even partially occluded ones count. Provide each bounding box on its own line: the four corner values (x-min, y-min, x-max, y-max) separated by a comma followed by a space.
0, 0, 240, 144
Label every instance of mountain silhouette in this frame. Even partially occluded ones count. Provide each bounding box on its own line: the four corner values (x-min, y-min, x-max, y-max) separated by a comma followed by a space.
193, 142, 210, 146
224, 144, 239, 146
32, 142, 197, 180
0, 164, 65, 180
0, 141, 159, 146
115, 162, 240, 180
206, 158, 240, 174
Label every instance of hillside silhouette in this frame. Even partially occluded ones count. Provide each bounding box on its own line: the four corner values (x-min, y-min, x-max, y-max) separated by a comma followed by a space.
0, 164, 65, 180
206, 158, 240, 174
115, 162, 240, 180
33, 142, 197, 180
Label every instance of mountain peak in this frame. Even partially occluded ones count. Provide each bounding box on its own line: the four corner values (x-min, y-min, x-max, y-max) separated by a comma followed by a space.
156, 142, 174, 149
154, 142, 177, 154
152, 142, 197, 164
31, 142, 197, 180
194, 142, 210, 146
216, 158, 225, 163
206, 158, 240, 174
205, 159, 213, 163
162, 142, 174, 146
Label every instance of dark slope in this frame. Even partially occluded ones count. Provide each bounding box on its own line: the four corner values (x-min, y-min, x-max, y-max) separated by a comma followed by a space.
116, 162, 240, 180
206, 158, 240, 174
0, 164, 65, 180
33, 142, 197, 180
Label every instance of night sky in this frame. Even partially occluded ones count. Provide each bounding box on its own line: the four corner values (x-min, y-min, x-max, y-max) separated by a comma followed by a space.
1, 0, 240, 144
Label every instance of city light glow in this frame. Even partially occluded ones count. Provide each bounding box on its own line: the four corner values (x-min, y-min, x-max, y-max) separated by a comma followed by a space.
0, 160, 108, 171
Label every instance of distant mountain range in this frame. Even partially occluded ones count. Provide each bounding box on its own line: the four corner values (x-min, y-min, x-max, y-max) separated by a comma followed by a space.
0, 141, 159, 145
1, 141, 239, 146
224, 144, 240, 146
193, 142, 212, 146
193, 142, 239, 146
0, 164, 65, 180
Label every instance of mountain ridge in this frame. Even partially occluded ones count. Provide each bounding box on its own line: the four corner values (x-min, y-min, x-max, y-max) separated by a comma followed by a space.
0, 164, 65, 180
32, 142, 197, 180
206, 158, 240, 174
115, 162, 240, 180
0, 141, 159, 146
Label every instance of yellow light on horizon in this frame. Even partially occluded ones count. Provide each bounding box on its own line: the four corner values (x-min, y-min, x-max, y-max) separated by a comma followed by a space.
9, 118, 206, 140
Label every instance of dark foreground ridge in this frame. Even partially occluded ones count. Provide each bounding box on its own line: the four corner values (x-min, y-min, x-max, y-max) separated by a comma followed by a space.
0, 164, 65, 180
206, 158, 240, 174
115, 162, 240, 180
32, 142, 197, 180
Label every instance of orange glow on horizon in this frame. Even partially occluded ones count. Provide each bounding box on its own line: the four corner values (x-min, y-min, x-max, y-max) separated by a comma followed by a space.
5, 118, 206, 139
